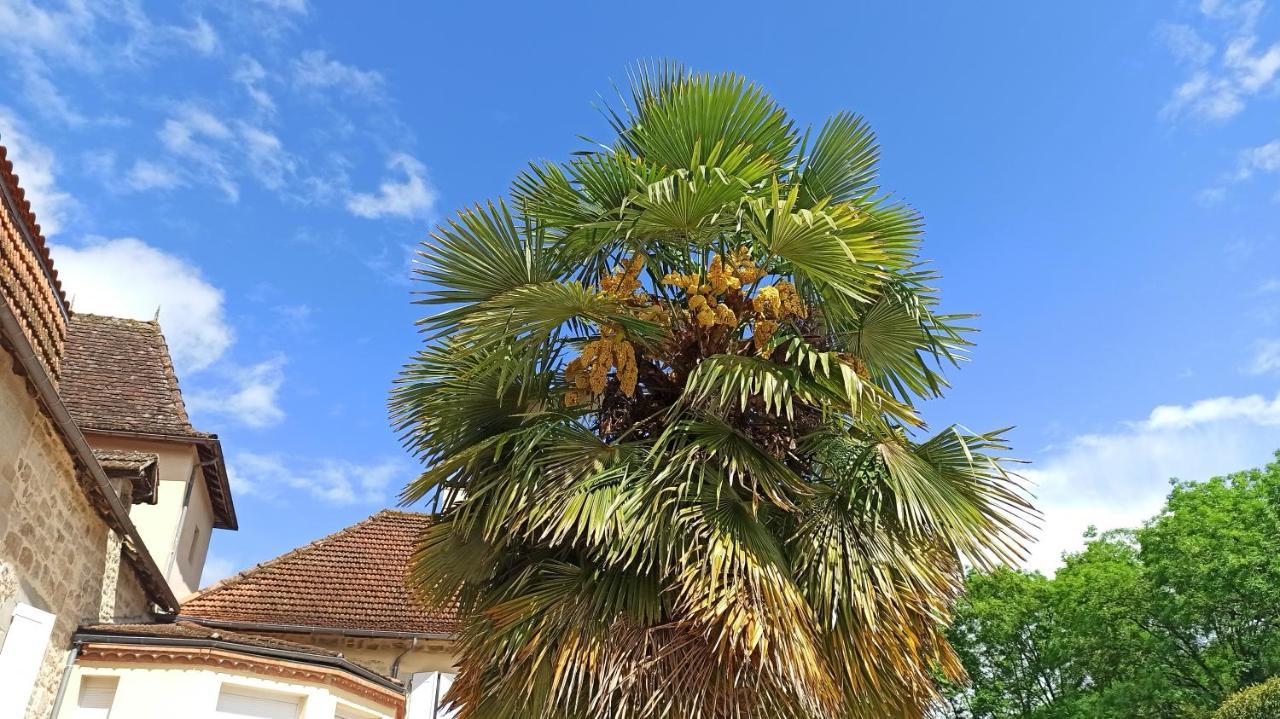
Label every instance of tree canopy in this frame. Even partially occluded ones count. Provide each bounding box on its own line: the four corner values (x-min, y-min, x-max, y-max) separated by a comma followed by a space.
940, 452, 1280, 719
392, 63, 1032, 719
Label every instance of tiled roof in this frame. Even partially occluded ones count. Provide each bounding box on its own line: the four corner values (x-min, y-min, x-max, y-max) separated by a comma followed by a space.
0, 143, 65, 306
93, 449, 160, 504
60, 313, 199, 437
182, 510, 458, 636
60, 313, 237, 528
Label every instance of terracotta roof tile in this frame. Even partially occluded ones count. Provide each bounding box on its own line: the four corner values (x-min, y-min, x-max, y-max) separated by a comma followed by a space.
182, 510, 457, 635
0, 142, 67, 308
61, 313, 199, 437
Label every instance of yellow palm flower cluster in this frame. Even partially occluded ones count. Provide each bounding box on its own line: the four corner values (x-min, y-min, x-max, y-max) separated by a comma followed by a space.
661, 247, 767, 329
599, 253, 646, 299
751, 281, 807, 350
564, 326, 638, 405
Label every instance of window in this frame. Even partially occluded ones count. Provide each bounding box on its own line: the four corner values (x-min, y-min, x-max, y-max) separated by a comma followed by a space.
75, 676, 119, 719
188, 526, 202, 564
215, 685, 302, 719
334, 705, 378, 719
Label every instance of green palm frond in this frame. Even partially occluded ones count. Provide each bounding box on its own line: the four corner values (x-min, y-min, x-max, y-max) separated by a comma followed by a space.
392, 64, 1033, 719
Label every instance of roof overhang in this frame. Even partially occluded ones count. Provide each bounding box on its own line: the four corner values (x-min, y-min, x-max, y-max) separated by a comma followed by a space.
81, 428, 238, 530
174, 615, 456, 641
73, 628, 406, 699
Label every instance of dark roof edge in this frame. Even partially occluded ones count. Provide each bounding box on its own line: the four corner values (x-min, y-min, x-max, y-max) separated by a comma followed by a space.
72, 627, 404, 692
82, 427, 237, 530
173, 615, 455, 641
0, 298, 178, 611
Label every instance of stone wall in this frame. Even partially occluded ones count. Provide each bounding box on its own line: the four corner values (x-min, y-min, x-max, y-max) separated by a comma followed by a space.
0, 363, 151, 718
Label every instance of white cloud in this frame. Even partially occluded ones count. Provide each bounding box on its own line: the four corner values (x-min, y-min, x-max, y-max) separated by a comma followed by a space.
253, 0, 308, 15
234, 57, 275, 114
174, 16, 219, 56
159, 105, 238, 200
1236, 138, 1280, 179
1248, 340, 1280, 375
124, 159, 184, 191
200, 553, 237, 587
50, 237, 233, 372
238, 124, 294, 190
1023, 392, 1280, 573
1158, 23, 1215, 65
291, 50, 384, 99
346, 153, 437, 220
1160, 1, 1280, 122
228, 452, 403, 504
187, 355, 287, 428
0, 1, 228, 124
146, 105, 299, 200
0, 106, 72, 235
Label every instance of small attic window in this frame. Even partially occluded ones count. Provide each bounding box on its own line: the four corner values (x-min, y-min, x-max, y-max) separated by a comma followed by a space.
188, 526, 202, 564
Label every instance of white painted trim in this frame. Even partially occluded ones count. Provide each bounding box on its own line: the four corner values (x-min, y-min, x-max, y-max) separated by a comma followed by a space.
0, 602, 57, 719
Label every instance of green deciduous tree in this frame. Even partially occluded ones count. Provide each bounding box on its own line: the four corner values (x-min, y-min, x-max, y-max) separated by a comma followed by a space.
391, 63, 1032, 719
940, 452, 1280, 719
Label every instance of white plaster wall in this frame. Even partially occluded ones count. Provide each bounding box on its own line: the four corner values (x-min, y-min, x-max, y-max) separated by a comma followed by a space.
58, 662, 398, 719
83, 435, 213, 598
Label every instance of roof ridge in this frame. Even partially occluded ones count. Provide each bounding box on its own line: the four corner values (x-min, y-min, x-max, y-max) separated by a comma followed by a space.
186, 511, 401, 600
70, 312, 154, 323
0, 142, 66, 310
148, 317, 194, 430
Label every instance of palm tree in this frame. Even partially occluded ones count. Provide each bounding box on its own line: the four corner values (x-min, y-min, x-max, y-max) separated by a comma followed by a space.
391, 63, 1033, 719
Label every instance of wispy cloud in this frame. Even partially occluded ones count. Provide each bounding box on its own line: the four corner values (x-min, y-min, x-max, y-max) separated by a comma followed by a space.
346, 153, 437, 220
253, 0, 308, 16
291, 50, 385, 100
1024, 391, 1280, 573
187, 355, 287, 429
0, 106, 73, 234
200, 552, 237, 588
1248, 340, 1280, 374
228, 452, 404, 504
1159, 0, 1280, 123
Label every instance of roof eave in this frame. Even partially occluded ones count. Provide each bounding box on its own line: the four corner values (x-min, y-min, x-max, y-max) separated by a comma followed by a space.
71, 629, 405, 692
174, 615, 457, 641
80, 428, 238, 530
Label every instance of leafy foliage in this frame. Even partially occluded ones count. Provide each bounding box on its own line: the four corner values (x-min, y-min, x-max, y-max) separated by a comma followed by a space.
939, 452, 1280, 719
392, 62, 1032, 719
1214, 677, 1280, 719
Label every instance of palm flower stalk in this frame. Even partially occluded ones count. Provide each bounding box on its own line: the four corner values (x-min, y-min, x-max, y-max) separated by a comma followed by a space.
391, 63, 1034, 719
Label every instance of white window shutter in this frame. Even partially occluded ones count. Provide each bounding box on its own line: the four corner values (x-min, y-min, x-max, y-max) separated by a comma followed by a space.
0, 602, 57, 719
435, 673, 458, 719
405, 672, 439, 719
214, 686, 301, 719
74, 676, 118, 719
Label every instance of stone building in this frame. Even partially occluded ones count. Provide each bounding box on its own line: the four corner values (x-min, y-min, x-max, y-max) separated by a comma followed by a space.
0, 138, 461, 719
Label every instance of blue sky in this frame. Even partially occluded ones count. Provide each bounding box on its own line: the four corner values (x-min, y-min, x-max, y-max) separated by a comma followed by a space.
2, 0, 1279, 580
